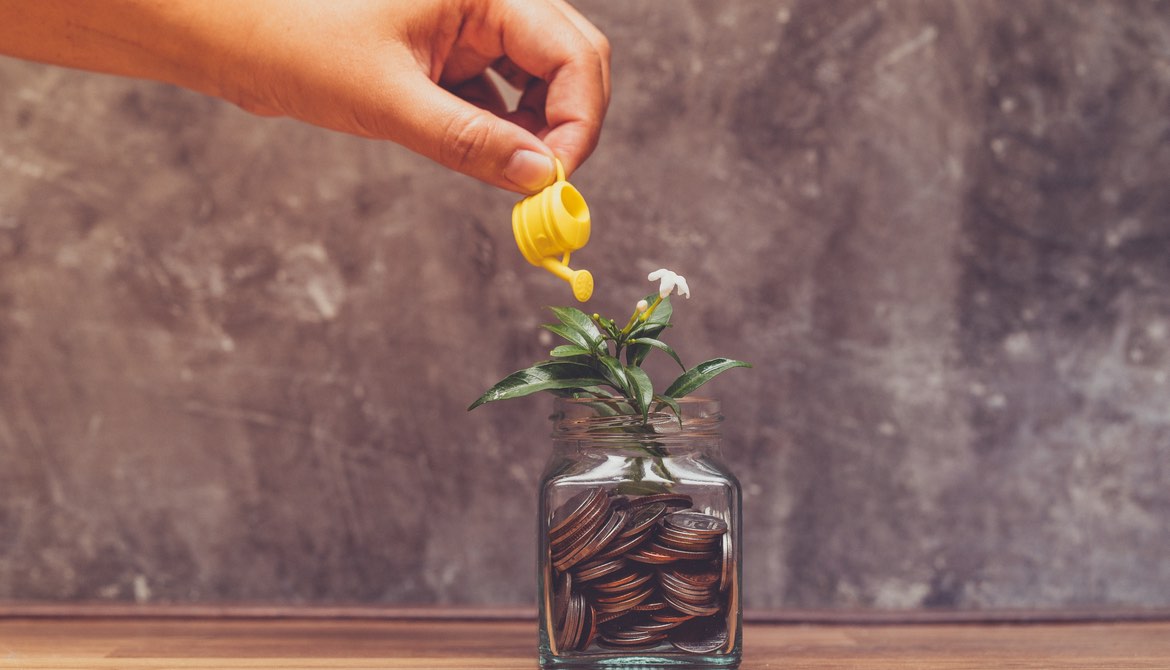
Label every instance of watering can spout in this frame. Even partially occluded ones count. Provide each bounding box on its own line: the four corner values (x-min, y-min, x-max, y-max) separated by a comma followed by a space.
511, 159, 594, 302
541, 253, 594, 303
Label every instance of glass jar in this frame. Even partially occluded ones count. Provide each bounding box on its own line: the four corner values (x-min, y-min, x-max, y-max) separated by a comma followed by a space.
538, 397, 742, 668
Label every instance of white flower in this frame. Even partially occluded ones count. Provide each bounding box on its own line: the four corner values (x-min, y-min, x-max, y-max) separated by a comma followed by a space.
635, 299, 649, 313
648, 268, 691, 299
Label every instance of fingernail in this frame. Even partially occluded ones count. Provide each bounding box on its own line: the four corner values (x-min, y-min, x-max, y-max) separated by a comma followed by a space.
504, 150, 555, 192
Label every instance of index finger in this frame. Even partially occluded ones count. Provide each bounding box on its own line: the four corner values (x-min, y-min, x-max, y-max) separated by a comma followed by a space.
490, 0, 607, 175
547, 0, 611, 106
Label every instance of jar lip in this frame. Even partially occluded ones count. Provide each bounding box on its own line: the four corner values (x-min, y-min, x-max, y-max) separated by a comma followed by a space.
550, 396, 722, 440
553, 396, 719, 409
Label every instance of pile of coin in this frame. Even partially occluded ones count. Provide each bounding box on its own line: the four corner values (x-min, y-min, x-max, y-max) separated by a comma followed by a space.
547, 486, 732, 654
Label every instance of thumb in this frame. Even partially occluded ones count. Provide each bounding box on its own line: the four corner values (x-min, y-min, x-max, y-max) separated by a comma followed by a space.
388, 71, 558, 194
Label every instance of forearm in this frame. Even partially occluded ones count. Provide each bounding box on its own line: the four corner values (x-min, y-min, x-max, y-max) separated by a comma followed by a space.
0, 0, 609, 192
0, 1, 260, 101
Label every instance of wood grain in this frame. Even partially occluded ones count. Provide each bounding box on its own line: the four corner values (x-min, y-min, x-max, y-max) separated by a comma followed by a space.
3, 1, 1170, 613
4, 602, 1168, 624
1, 617, 1168, 669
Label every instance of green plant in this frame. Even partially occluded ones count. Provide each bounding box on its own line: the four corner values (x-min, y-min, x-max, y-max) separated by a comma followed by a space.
469, 269, 750, 420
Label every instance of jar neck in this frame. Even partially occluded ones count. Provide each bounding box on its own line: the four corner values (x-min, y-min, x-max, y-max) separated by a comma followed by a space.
549, 397, 722, 455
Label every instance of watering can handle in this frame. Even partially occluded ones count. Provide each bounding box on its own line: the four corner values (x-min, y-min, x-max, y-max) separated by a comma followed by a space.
554, 159, 566, 183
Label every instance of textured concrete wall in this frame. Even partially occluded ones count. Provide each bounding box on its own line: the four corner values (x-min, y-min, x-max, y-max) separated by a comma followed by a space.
1, 1, 1168, 610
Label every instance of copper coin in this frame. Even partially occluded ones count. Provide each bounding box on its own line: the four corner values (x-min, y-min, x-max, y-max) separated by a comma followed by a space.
626, 545, 677, 565
628, 493, 694, 511
592, 528, 653, 562
552, 491, 609, 541
551, 509, 609, 559
573, 557, 627, 583
595, 609, 630, 625
552, 504, 615, 567
651, 609, 695, 624
594, 582, 653, 605
552, 518, 606, 565
599, 626, 669, 645
656, 536, 719, 555
656, 524, 721, 545
656, 526, 720, 549
669, 617, 729, 654
552, 505, 617, 565
657, 524, 719, 541
551, 495, 611, 555
659, 583, 717, 608
664, 590, 719, 609
598, 632, 667, 649
593, 570, 654, 595
582, 508, 631, 559
555, 508, 628, 572
631, 618, 688, 633
591, 567, 649, 591
553, 571, 571, 630
644, 542, 717, 562
601, 627, 663, 641
664, 566, 720, 589
618, 502, 668, 539
662, 592, 721, 618
557, 591, 583, 651
593, 584, 655, 613
573, 594, 591, 650
577, 600, 597, 651
632, 598, 670, 612
659, 571, 717, 601
549, 487, 606, 538
662, 511, 727, 536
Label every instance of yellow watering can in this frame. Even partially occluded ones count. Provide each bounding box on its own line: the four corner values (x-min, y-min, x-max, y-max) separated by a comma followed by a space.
512, 159, 593, 302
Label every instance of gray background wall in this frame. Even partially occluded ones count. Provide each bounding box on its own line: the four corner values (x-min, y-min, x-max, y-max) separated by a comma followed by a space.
1, 0, 1168, 611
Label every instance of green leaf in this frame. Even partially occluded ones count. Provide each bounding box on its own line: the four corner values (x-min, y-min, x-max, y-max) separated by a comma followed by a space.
627, 337, 685, 370
548, 387, 614, 399
663, 358, 752, 399
468, 361, 606, 410
541, 323, 592, 350
549, 306, 603, 351
653, 394, 683, 427
594, 355, 630, 395
549, 345, 592, 358
577, 397, 633, 417
624, 364, 654, 421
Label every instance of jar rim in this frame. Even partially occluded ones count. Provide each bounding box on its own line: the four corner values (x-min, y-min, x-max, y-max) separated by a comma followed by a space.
554, 396, 719, 407
550, 396, 722, 440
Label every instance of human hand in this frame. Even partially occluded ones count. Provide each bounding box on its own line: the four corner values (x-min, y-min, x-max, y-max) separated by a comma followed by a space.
220, 0, 610, 193
0, 0, 608, 192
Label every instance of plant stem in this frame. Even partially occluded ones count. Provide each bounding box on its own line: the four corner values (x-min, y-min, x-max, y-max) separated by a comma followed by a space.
638, 295, 665, 323
619, 295, 664, 340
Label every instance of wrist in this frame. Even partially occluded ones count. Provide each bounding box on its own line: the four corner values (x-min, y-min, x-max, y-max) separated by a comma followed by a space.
140, 3, 273, 110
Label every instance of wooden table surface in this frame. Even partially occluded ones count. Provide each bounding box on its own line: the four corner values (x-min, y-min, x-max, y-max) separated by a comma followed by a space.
2, 616, 1169, 669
